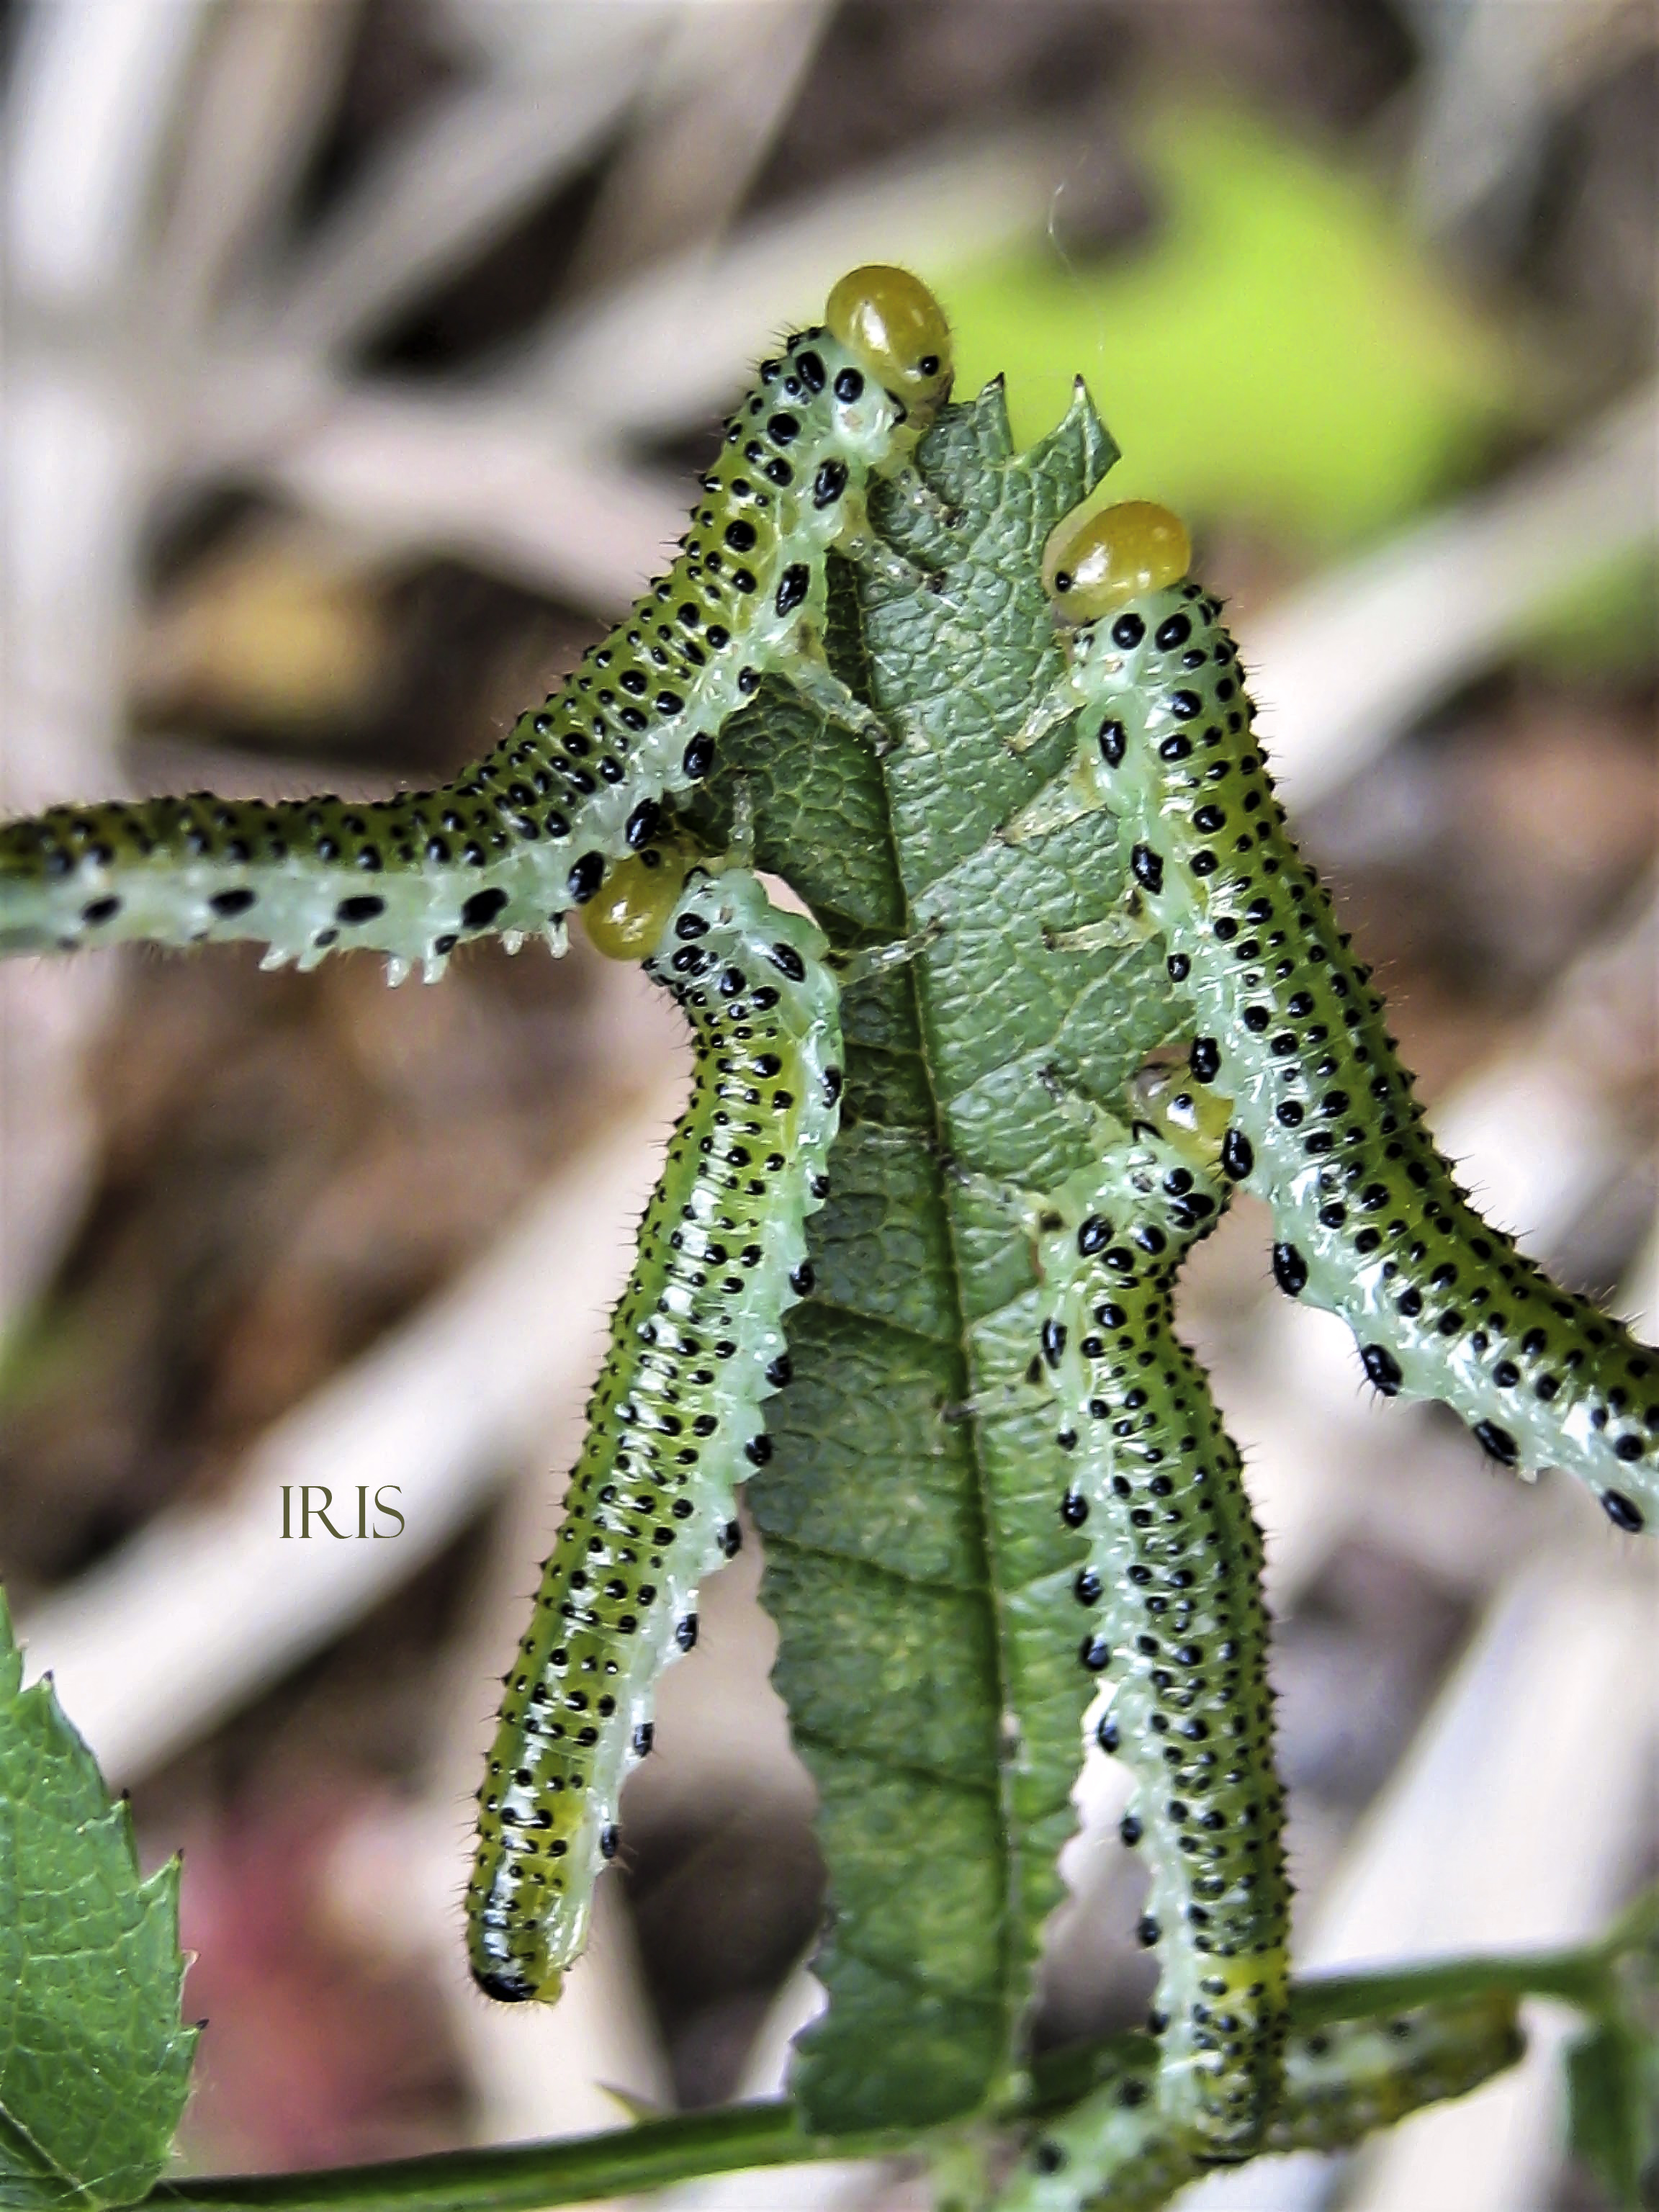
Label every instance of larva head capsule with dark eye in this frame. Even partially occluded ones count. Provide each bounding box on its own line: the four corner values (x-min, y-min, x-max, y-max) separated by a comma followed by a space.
825, 264, 953, 433
1043, 499, 1193, 626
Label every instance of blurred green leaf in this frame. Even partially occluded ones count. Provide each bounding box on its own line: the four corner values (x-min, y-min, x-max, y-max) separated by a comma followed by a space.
1566, 2018, 1655, 2209
944, 99, 1521, 547
1564, 1882, 1659, 2209
0, 1588, 196, 2207
1520, 547, 1659, 682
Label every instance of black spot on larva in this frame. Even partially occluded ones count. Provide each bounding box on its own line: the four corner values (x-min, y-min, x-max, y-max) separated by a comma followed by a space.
1078, 1215, 1111, 1256
625, 799, 662, 851
724, 518, 757, 553
1075, 1566, 1102, 1604
1362, 1344, 1403, 1395
210, 888, 258, 918
1601, 1489, 1644, 1532
567, 854, 604, 905
721, 1520, 743, 1557
1220, 1128, 1254, 1180
461, 886, 511, 930
1167, 952, 1191, 982
813, 459, 848, 508
834, 366, 864, 402
675, 1614, 699, 1651
1169, 690, 1202, 719
796, 349, 826, 392
1189, 1036, 1221, 1083
81, 896, 122, 925
765, 1354, 792, 1388
1613, 1432, 1644, 1462
768, 941, 806, 981
1130, 844, 1164, 894
475, 1967, 534, 2003
1272, 1243, 1308, 1297
1061, 1491, 1088, 1527
1081, 1634, 1112, 1672
599, 1824, 620, 1860
1099, 719, 1126, 766
1112, 613, 1145, 649
775, 563, 809, 616
1155, 613, 1192, 649
1473, 1419, 1519, 1466
790, 1261, 814, 1296
1034, 2144, 1066, 2176
744, 1435, 773, 1465
767, 411, 799, 444
1040, 1318, 1066, 1370
683, 734, 715, 780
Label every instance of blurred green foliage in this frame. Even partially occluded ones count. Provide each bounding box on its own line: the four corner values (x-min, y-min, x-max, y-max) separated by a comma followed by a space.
945, 99, 1521, 549
1521, 547, 1659, 682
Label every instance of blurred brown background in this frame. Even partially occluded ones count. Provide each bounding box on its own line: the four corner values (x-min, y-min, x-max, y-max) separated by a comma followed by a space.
0, 2, 1654, 2201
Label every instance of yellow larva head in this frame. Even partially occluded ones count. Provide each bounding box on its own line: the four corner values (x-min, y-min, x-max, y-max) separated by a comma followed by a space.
1042, 500, 1193, 626
825, 264, 953, 430
580, 847, 693, 963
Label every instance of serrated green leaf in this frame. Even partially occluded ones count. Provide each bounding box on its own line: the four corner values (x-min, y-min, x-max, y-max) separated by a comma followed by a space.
0, 1588, 196, 2208
690, 380, 1180, 2131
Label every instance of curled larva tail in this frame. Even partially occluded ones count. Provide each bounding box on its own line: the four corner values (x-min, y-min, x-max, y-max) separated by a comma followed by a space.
466, 863, 842, 2002
1026, 498, 1659, 1537
1001, 1992, 1524, 2212
1028, 1109, 1288, 2158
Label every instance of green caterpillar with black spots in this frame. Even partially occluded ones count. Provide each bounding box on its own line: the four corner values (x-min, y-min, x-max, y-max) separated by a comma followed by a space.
969, 1075, 1288, 2160
1004, 498, 1658, 1538
0, 266, 953, 981
999, 1992, 1524, 2212
467, 851, 842, 2002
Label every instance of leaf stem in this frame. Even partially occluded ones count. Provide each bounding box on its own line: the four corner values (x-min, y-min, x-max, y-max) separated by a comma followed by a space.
149, 2104, 902, 2212
140, 1929, 1638, 2212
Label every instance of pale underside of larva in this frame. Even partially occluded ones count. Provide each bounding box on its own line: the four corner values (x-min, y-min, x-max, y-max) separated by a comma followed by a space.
0, 273, 953, 983
1015, 1119, 1289, 2159
998, 1993, 1524, 2212
1010, 541, 1658, 1537
467, 865, 842, 2002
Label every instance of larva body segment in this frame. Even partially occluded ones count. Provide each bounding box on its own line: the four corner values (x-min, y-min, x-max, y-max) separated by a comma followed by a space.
1025, 1114, 1288, 2157
1002, 1994, 1524, 2212
0, 268, 953, 979
466, 864, 842, 2003
1017, 501, 1659, 1537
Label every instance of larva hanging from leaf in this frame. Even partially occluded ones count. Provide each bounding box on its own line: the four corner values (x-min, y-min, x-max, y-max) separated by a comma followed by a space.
966, 1076, 1288, 2161
0, 266, 953, 982
1000, 1992, 1524, 2212
1004, 498, 1658, 1537
467, 852, 842, 2003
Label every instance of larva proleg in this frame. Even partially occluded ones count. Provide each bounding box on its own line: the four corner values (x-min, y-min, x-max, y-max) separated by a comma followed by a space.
1002, 1992, 1524, 2212
985, 1081, 1288, 2158
1013, 498, 1659, 1536
466, 855, 842, 2002
0, 267, 953, 977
